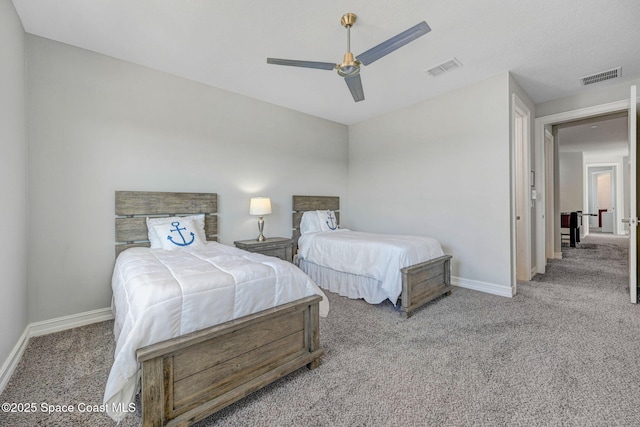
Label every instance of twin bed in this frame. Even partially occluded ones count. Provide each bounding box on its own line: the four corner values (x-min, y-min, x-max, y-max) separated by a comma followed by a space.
292, 195, 453, 318
107, 191, 326, 426
107, 191, 452, 426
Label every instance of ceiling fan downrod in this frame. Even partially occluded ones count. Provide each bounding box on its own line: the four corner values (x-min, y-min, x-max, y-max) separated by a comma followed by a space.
337, 13, 360, 77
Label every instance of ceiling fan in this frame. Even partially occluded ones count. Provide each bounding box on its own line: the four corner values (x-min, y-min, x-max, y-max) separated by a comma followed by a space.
267, 13, 431, 102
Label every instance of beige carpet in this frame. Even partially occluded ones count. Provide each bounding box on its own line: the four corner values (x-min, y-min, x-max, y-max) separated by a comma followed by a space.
2, 234, 639, 426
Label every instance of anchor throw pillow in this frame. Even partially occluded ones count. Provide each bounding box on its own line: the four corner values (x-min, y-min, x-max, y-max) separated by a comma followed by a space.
152, 218, 205, 250
317, 210, 339, 232
146, 214, 206, 249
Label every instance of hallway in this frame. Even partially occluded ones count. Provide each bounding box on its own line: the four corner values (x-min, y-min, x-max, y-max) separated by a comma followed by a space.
532, 233, 630, 304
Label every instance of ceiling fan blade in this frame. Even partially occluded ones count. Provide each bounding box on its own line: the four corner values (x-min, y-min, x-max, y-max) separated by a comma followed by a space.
345, 74, 365, 102
356, 21, 431, 66
267, 58, 336, 70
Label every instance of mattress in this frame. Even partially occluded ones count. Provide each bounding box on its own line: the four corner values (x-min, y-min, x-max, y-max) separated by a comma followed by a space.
104, 242, 328, 422
297, 229, 444, 305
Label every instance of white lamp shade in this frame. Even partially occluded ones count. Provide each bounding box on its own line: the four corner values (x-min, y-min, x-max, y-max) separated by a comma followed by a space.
249, 197, 272, 216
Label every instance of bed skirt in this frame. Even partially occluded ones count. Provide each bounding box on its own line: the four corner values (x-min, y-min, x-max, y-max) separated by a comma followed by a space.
297, 259, 389, 304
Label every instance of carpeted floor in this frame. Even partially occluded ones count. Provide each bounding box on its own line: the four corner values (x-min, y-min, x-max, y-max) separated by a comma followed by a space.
2, 234, 639, 426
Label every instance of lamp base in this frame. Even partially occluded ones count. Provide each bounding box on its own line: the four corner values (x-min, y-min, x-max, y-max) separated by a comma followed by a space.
256, 216, 266, 242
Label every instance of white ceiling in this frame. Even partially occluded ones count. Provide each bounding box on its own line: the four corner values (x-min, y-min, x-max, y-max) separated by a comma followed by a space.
558, 115, 629, 157
11, 0, 640, 125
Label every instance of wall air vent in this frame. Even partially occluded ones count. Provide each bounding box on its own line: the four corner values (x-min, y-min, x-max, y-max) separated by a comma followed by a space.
579, 67, 621, 86
426, 58, 462, 77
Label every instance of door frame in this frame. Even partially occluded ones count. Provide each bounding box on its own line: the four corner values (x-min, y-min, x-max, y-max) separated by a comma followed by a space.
512, 93, 532, 284
585, 164, 621, 234
534, 99, 629, 274
629, 85, 638, 304
544, 129, 556, 259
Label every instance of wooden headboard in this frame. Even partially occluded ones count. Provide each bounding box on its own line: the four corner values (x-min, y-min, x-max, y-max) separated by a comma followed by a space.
115, 191, 218, 256
292, 195, 340, 253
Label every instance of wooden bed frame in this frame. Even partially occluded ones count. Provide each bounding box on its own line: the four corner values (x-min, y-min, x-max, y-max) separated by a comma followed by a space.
115, 191, 323, 427
292, 195, 452, 318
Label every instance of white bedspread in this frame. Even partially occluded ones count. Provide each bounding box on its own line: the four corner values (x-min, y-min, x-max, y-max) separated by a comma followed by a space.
104, 242, 328, 422
297, 229, 444, 305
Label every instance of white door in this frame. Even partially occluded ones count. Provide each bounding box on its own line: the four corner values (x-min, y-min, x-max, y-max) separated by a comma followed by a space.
515, 112, 527, 279
514, 94, 531, 281
628, 85, 638, 304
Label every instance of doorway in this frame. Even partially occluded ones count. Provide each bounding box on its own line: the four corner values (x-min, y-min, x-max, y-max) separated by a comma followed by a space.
535, 89, 637, 304
536, 105, 630, 273
587, 166, 618, 234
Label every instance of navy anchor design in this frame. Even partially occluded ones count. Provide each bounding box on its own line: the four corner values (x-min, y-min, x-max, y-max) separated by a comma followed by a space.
325, 211, 338, 230
167, 221, 195, 246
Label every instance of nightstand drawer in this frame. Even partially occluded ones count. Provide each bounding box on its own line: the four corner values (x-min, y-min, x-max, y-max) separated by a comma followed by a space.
233, 237, 294, 263
258, 247, 288, 260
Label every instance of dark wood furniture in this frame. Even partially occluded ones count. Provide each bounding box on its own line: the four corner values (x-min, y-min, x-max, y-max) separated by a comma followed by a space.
598, 208, 608, 228
292, 195, 452, 318
115, 191, 323, 427
234, 237, 294, 263
560, 211, 580, 247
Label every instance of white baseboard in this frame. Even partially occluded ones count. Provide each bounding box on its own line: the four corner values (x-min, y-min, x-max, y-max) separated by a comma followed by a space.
554, 251, 563, 259
0, 307, 113, 395
452, 276, 514, 298
29, 307, 113, 338
0, 328, 29, 394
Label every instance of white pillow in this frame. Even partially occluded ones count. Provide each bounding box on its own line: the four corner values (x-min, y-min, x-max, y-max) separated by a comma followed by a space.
152, 218, 205, 250
300, 211, 322, 234
316, 210, 339, 232
146, 214, 206, 249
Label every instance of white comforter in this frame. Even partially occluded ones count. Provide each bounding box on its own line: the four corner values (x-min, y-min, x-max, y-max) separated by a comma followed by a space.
104, 242, 328, 422
297, 229, 444, 305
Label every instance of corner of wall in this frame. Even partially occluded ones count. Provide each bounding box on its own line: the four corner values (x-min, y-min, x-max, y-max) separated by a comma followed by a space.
0, 0, 29, 381
0, 307, 113, 395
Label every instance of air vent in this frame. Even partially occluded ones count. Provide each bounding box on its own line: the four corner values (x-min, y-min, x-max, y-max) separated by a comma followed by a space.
426, 58, 462, 77
579, 67, 621, 86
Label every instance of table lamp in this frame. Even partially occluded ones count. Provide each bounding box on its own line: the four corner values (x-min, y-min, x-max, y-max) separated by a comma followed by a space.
249, 197, 272, 242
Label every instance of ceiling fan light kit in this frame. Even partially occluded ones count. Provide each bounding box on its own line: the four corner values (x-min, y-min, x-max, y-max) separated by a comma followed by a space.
337, 52, 360, 77
267, 13, 431, 103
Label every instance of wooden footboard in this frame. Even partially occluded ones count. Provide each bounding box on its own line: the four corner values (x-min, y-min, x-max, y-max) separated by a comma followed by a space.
400, 255, 453, 318
136, 295, 323, 427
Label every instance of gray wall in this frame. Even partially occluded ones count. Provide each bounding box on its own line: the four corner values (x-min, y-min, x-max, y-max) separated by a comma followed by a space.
559, 152, 584, 212
0, 0, 28, 368
348, 73, 513, 293
26, 35, 349, 322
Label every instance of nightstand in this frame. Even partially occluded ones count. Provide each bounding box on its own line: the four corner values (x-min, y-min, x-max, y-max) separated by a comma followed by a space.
234, 237, 294, 263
